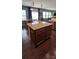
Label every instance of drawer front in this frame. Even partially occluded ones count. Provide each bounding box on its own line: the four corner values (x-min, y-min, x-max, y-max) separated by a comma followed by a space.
36, 25, 52, 35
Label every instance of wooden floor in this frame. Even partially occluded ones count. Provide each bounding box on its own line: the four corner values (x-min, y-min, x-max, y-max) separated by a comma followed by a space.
22, 28, 56, 59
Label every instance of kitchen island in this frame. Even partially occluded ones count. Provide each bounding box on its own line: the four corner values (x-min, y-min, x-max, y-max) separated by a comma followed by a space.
27, 21, 52, 47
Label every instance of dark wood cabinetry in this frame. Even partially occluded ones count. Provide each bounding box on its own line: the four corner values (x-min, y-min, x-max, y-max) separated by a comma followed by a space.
27, 21, 52, 47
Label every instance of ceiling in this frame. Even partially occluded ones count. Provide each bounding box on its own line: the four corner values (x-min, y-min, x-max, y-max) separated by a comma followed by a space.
22, 0, 56, 10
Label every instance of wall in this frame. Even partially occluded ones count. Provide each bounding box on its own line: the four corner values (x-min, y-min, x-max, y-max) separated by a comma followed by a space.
22, 0, 56, 10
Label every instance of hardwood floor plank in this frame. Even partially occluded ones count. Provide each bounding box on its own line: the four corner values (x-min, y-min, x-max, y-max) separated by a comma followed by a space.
22, 28, 56, 59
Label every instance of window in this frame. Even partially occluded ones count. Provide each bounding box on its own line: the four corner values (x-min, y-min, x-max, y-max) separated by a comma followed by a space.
31, 8, 38, 20
48, 12, 52, 18
32, 11, 38, 20
43, 12, 46, 18
22, 10, 27, 21
43, 11, 49, 18
46, 12, 49, 18
43, 11, 52, 19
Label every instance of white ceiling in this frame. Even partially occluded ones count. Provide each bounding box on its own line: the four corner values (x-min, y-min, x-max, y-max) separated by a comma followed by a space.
22, 0, 56, 10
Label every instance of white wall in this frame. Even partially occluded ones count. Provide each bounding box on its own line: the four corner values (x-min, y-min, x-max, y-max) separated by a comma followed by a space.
22, 0, 32, 6
42, 0, 56, 10
22, 0, 56, 10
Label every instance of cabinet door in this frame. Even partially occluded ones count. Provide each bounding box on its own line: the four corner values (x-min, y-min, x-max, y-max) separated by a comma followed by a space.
36, 28, 46, 43
35, 25, 52, 43
29, 27, 36, 43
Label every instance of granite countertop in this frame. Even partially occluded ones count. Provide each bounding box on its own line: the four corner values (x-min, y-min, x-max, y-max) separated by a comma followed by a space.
27, 21, 52, 30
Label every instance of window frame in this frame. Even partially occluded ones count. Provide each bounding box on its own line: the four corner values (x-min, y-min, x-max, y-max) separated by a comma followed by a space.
22, 9, 27, 21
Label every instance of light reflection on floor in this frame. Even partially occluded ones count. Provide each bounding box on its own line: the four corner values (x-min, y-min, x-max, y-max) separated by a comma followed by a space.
22, 28, 31, 48
22, 28, 28, 41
